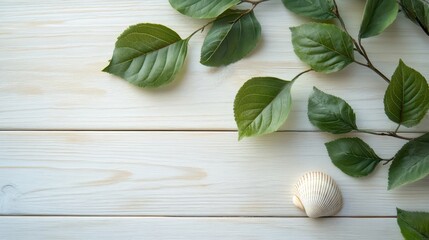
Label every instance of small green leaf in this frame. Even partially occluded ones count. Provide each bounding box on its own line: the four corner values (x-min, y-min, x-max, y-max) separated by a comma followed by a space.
359, 0, 398, 39
397, 208, 429, 239
200, 10, 261, 67
169, 0, 240, 19
103, 23, 189, 88
400, 0, 429, 35
384, 60, 429, 127
325, 138, 382, 177
290, 23, 354, 73
308, 87, 357, 134
388, 133, 429, 190
234, 77, 294, 139
281, 0, 337, 20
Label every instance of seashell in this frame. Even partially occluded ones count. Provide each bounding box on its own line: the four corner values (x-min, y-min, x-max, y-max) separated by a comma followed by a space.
292, 171, 343, 218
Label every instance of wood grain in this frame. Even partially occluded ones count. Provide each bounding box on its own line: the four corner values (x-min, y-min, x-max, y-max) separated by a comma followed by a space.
1, 1, 427, 238
0, 0, 428, 131
1, 131, 428, 216
0, 217, 402, 240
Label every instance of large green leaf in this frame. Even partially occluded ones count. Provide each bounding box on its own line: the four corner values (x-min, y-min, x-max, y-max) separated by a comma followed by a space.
388, 133, 429, 190
103, 23, 188, 88
290, 23, 354, 73
281, 0, 337, 20
308, 87, 357, 134
384, 60, 429, 127
325, 138, 382, 177
400, 0, 429, 35
397, 208, 429, 239
234, 77, 294, 139
200, 10, 261, 67
169, 0, 240, 19
359, 0, 398, 39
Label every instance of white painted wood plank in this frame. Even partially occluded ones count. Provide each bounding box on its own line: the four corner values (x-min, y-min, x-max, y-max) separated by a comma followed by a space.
0, 217, 402, 240
0, 0, 428, 130
1, 131, 427, 216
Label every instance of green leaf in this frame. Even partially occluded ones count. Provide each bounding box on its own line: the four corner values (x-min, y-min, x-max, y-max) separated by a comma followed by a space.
200, 10, 261, 67
400, 0, 429, 35
308, 87, 357, 134
103, 23, 189, 88
397, 208, 429, 239
290, 23, 354, 73
325, 138, 382, 177
169, 0, 240, 19
234, 77, 294, 139
388, 133, 429, 190
384, 60, 429, 127
281, 0, 337, 20
359, 0, 398, 39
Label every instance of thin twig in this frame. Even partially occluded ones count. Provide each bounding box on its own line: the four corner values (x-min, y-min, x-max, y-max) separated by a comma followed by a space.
365, 63, 391, 83
357, 129, 413, 141
353, 60, 368, 67
332, 0, 391, 84
357, 38, 391, 83
389, 132, 412, 140
333, 0, 365, 58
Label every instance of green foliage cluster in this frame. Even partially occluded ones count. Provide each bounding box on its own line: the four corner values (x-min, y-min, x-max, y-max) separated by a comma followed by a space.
104, 0, 429, 238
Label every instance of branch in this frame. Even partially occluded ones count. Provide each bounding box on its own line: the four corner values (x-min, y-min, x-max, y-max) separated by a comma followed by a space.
332, 0, 391, 84
357, 129, 413, 141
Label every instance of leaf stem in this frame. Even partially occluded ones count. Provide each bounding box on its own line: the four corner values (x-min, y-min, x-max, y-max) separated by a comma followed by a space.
233, 0, 269, 23
186, 20, 216, 40
394, 124, 401, 134
292, 69, 313, 81
187, 0, 269, 39
357, 129, 413, 141
382, 157, 394, 165
240, 0, 269, 5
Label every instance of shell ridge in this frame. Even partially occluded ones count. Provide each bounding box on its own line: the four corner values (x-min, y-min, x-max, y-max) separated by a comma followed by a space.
292, 171, 343, 218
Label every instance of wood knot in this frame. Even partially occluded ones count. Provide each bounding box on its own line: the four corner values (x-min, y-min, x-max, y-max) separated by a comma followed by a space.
0, 184, 21, 214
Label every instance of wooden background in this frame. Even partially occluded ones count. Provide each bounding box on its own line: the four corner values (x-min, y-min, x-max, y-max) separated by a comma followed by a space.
0, 0, 428, 239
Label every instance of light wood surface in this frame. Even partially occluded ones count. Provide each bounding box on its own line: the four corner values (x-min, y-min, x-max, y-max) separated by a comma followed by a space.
0, 0, 428, 239
0, 217, 402, 240
1, 131, 428, 216
0, 0, 428, 131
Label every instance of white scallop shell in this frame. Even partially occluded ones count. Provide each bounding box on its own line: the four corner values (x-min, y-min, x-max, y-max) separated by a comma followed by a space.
292, 171, 343, 218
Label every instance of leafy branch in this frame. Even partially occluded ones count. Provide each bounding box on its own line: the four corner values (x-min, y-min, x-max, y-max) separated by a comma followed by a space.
103, 0, 429, 237
333, 0, 392, 83
270, 0, 429, 194
103, 0, 267, 87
